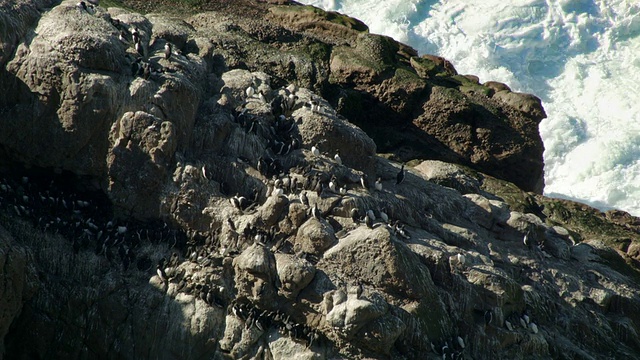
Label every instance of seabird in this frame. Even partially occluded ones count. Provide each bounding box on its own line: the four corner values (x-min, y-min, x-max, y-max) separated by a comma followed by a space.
366, 209, 375, 221
245, 86, 255, 99
529, 322, 539, 334
285, 94, 298, 112
312, 203, 321, 219
396, 164, 405, 185
309, 100, 319, 112
365, 214, 374, 228
374, 178, 383, 191
359, 174, 367, 190
505, 320, 514, 331
379, 208, 389, 223
457, 253, 466, 268
258, 90, 266, 103
299, 191, 309, 207
135, 40, 144, 58
350, 208, 360, 224
311, 145, 320, 157
272, 185, 283, 197
164, 43, 172, 60
457, 336, 465, 349
201, 165, 210, 180
339, 185, 347, 195
520, 317, 528, 329
118, 30, 128, 44
334, 151, 342, 165
328, 176, 337, 192
130, 26, 140, 43
156, 261, 168, 283
286, 83, 297, 94
523, 230, 531, 247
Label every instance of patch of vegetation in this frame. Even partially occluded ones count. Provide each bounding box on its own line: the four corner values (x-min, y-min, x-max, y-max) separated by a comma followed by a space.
303, 41, 332, 63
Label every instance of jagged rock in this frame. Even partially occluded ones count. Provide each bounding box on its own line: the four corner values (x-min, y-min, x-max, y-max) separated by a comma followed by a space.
233, 244, 278, 306
257, 194, 289, 227
413, 85, 544, 193
414, 160, 481, 194
275, 253, 316, 299
354, 313, 406, 355
294, 217, 337, 256
0, 225, 37, 355
492, 90, 547, 122
319, 226, 441, 301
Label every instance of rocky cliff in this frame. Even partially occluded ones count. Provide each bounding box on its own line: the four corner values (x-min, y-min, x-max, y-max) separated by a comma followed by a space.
1, 0, 639, 359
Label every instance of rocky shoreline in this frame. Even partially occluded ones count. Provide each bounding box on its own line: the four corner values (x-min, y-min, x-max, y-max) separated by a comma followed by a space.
1, 1, 640, 359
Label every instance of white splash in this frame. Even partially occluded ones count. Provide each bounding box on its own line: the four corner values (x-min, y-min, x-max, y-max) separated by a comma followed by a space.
299, 0, 640, 216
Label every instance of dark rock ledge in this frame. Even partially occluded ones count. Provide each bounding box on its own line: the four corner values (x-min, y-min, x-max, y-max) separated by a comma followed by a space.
0, 1, 638, 359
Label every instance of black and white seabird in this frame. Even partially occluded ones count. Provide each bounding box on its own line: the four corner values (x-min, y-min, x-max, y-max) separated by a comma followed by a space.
312, 203, 321, 219
245, 86, 255, 98
164, 42, 172, 60
379, 208, 389, 223
201, 165, 210, 180
334, 151, 342, 165
365, 214, 374, 228
258, 90, 266, 103
374, 177, 383, 191
396, 164, 405, 185
135, 40, 144, 58
359, 174, 367, 190
523, 230, 531, 247
311, 144, 320, 157
118, 30, 128, 44
328, 176, 337, 192
350, 208, 360, 224
299, 191, 309, 207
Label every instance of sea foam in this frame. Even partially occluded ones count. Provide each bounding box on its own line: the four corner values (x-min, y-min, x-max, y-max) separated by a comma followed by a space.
300, 0, 640, 216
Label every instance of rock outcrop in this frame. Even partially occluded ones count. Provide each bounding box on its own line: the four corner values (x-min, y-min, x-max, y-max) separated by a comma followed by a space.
0, 1, 639, 360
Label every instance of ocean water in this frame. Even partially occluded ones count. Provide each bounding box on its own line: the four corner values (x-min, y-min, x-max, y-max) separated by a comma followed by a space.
299, 0, 640, 216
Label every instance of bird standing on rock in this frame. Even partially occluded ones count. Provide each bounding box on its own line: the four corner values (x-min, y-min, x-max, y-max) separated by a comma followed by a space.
164, 43, 172, 60
311, 145, 320, 157
299, 191, 309, 207
245, 86, 255, 99
334, 151, 342, 165
312, 203, 321, 219
375, 178, 383, 191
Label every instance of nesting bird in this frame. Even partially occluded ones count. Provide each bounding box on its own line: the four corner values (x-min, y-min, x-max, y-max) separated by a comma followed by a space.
374, 177, 383, 191
350, 208, 360, 224
365, 213, 374, 228
258, 90, 266, 103
299, 191, 309, 207
311, 145, 320, 157
164, 42, 172, 60
379, 208, 389, 223
245, 86, 255, 99
135, 40, 144, 58
359, 174, 367, 190
334, 151, 342, 165
118, 30, 128, 44
328, 176, 337, 192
